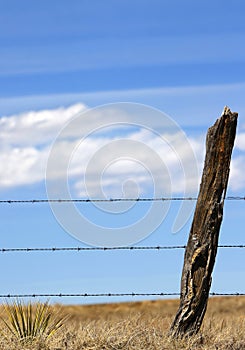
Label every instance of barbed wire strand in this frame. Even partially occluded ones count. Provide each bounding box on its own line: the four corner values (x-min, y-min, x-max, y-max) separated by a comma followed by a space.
0, 196, 244, 204
0, 245, 244, 253
0, 292, 244, 298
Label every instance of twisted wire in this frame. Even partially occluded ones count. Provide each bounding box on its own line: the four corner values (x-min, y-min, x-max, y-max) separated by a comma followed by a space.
0, 245, 244, 253
0, 196, 244, 204
0, 292, 244, 299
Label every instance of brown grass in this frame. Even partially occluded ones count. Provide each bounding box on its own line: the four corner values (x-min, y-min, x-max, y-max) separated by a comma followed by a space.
0, 296, 244, 349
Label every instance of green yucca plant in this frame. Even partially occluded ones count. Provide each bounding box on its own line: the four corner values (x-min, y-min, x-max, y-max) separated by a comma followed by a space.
1, 299, 67, 342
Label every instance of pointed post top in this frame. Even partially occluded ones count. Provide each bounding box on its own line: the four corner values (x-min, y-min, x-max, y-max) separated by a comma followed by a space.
221, 106, 238, 120
222, 106, 231, 115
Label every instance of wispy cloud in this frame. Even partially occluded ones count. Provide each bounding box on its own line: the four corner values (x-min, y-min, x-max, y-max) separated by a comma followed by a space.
1, 34, 245, 76
1, 83, 245, 128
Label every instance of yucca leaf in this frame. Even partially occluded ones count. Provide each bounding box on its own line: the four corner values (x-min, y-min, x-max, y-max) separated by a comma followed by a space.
18, 300, 27, 338
3, 301, 23, 339
1, 299, 67, 343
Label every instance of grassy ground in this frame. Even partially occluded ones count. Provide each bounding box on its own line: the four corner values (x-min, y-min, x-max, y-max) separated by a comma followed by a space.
0, 296, 244, 349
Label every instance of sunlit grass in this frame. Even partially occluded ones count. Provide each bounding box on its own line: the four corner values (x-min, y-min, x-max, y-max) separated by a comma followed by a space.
0, 297, 244, 349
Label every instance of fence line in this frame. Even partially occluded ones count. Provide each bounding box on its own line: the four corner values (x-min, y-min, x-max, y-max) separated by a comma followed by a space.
1, 245, 244, 298
0, 196, 244, 204
1, 292, 244, 299
0, 245, 244, 253
1, 195, 244, 301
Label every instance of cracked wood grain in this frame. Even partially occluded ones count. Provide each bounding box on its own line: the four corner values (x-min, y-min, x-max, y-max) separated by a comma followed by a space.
169, 107, 238, 337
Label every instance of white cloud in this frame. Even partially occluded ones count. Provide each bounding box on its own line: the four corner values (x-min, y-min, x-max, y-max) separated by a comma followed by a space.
0, 146, 48, 187
235, 132, 245, 151
229, 156, 245, 191
0, 103, 244, 196
0, 103, 86, 147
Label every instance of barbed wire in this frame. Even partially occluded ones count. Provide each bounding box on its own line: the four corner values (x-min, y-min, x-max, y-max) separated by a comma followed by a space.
0, 245, 244, 253
0, 292, 244, 299
1, 198, 243, 302
0, 196, 244, 204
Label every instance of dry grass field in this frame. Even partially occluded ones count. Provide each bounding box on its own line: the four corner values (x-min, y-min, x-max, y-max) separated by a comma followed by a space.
0, 296, 244, 349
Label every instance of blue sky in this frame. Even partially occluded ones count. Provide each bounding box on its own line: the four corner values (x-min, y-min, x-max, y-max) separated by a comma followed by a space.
0, 0, 244, 304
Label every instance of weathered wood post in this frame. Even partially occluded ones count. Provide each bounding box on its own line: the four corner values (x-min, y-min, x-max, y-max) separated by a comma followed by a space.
169, 107, 238, 337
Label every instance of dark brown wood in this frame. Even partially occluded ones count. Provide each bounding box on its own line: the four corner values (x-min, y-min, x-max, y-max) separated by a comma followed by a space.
169, 106, 238, 337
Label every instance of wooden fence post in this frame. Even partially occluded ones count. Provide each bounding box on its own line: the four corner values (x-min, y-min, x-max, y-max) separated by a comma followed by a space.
169, 106, 238, 337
